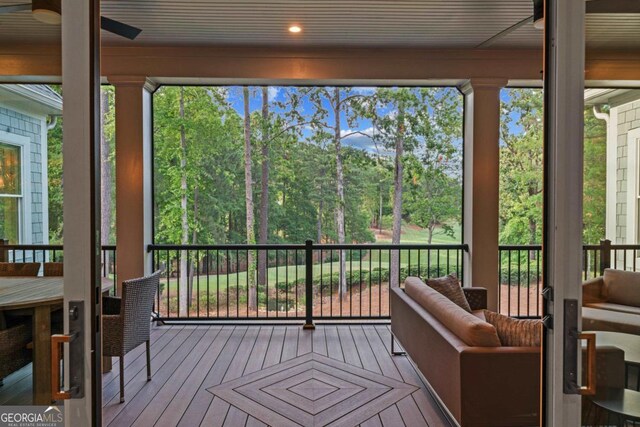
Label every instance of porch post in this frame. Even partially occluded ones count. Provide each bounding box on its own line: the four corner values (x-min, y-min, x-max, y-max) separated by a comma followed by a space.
110, 76, 155, 291
461, 78, 506, 312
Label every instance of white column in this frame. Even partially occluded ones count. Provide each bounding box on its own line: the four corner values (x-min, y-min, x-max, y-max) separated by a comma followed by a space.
110, 76, 154, 290
461, 78, 506, 312
544, 0, 585, 424
61, 0, 101, 424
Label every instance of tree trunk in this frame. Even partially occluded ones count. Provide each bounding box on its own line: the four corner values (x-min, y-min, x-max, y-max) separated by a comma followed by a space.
258, 87, 269, 288
189, 186, 199, 304
100, 90, 112, 274
317, 198, 323, 243
378, 184, 383, 233
179, 87, 189, 316
333, 87, 347, 298
390, 105, 405, 288
243, 87, 257, 312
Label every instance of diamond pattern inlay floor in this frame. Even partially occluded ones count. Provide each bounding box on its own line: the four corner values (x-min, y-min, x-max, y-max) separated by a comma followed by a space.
288, 378, 338, 401
208, 352, 418, 427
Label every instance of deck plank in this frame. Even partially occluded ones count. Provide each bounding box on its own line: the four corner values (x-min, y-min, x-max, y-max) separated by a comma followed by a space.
297, 327, 313, 356
244, 327, 273, 375
222, 406, 248, 426
176, 327, 247, 427
281, 326, 299, 361
130, 327, 222, 427
325, 326, 345, 362
201, 326, 261, 424
396, 395, 429, 427
360, 414, 383, 427
379, 404, 406, 427
311, 324, 327, 356
153, 327, 233, 427
262, 326, 286, 368
103, 326, 196, 423
106, 327, 209, 427
362, 325, 402, 381
350, 325, 382, 374
377, 325, 452, 427
338, 325, 363, 368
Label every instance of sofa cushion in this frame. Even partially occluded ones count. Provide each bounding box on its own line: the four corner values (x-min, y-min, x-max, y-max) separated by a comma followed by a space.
484, 310, 542, 347
424, 274, 472, 312
585, 302, 640, 316
603, 269, 640, 307
405, 277, 501, 347
582, 307, 640, 335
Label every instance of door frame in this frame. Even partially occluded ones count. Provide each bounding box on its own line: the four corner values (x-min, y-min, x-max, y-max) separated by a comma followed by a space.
61, 0, 102, 425
543, 0, 586, 425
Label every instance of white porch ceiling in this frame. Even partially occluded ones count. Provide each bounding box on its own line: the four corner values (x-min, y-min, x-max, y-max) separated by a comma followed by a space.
0, 0, 638, 50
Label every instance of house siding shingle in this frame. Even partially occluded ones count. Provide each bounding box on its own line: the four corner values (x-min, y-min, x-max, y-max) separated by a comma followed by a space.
616, 103, 640, 243
0, 107, 46, 245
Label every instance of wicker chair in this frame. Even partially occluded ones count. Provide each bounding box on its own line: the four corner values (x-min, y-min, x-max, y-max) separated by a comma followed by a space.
43, 262, 64, 277
102, 271, 160, 403
0, 262, 40, 276
0, 319, 32, 386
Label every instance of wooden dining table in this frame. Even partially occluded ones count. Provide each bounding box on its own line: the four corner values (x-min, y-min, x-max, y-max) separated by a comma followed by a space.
0, 276, 112, 405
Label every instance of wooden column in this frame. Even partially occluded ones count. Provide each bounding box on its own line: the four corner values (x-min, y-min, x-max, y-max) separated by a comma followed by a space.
110, 77, 154, 292
461, 78, 506, 312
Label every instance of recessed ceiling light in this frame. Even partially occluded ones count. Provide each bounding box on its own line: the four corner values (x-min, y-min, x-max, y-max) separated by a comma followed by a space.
289, 25, 302, 33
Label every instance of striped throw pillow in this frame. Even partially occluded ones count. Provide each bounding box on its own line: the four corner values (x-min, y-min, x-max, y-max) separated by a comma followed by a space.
424, 274, 472, 313
484, 310, 542, 347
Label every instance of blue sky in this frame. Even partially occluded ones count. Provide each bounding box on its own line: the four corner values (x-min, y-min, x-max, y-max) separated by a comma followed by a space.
226, 86, 473, 158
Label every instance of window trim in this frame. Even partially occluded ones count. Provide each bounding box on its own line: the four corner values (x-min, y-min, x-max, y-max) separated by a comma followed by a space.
0, 130, 32, 244
625, 127, 640, 245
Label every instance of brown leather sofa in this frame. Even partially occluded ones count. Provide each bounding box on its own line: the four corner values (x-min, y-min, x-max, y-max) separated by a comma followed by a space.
582, 268, 640, 335
391, 277, 540, 427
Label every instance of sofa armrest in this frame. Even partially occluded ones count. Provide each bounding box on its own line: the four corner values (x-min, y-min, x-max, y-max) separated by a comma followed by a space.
582, 277, 605, 305
463, 287, 487, 311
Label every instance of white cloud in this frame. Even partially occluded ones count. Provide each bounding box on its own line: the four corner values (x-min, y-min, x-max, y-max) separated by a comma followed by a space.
268, 86, 281, 101
351, 87, 376, 95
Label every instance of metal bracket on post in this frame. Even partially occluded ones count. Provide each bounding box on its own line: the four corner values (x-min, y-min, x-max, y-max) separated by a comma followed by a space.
303, 240, 315, 330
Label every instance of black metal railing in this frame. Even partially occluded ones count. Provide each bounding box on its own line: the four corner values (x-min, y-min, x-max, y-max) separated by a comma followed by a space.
148, 241, 468, 323
0, 242, 117, 293
498, 239, 640, 317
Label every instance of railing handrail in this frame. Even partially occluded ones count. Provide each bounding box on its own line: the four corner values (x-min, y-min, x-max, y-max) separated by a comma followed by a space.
147, 242, 469, 251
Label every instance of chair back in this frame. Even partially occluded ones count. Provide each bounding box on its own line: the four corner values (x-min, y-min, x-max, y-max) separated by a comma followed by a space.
43, 262, 64, 277
121, 271, 161, 350
0, 262, 40, 277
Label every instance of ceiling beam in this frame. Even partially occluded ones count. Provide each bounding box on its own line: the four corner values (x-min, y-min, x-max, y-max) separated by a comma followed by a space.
0, 44, 638, 84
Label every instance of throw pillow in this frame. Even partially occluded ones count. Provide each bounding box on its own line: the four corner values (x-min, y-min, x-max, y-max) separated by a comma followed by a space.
424, 274, 472, 313
484, 310, 542, 347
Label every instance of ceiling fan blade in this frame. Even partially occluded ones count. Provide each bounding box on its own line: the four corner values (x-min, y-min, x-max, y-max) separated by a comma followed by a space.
475, 15, 533, 48
100, 16, 141, 40
586, 0, 640, 14
0, 3, 31, 14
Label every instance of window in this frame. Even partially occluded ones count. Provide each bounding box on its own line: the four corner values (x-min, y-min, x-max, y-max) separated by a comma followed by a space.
0, 142, 22, 243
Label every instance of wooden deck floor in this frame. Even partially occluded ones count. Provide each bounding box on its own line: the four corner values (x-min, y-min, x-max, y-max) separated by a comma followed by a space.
0, 324, 452, 426
103, 324, 452, 427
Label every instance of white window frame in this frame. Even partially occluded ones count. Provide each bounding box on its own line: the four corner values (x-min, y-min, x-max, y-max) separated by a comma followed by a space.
0, 130, 32, 244
625, 127, 640, 245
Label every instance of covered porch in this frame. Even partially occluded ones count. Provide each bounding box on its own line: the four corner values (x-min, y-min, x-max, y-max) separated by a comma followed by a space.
0, 0, 639, 426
